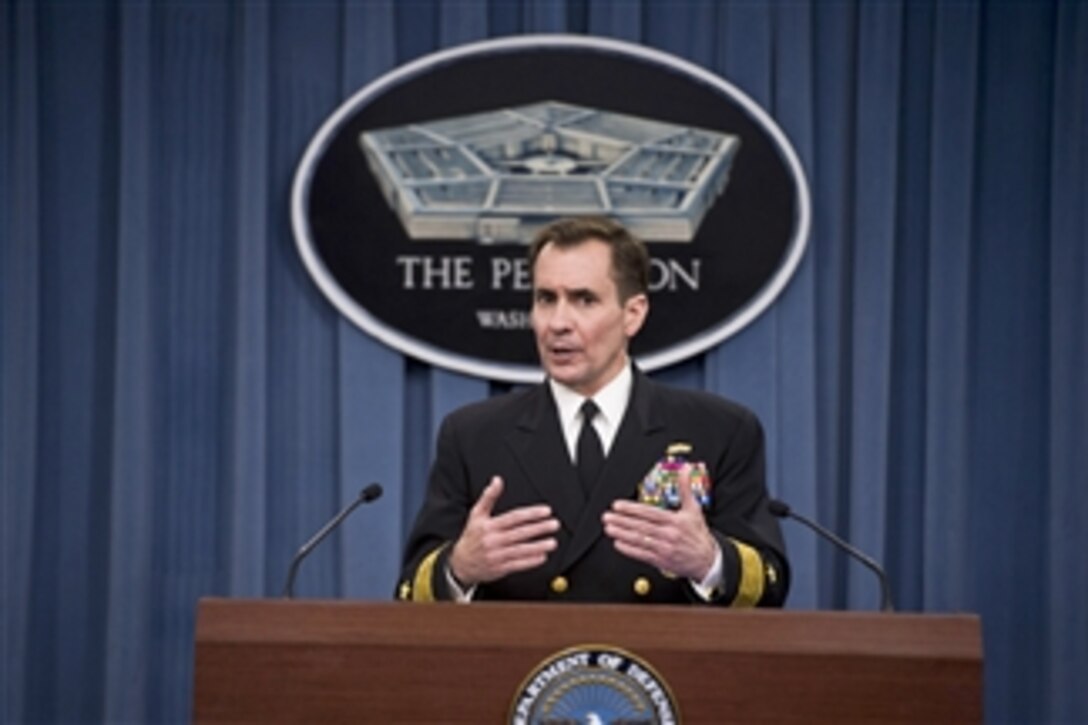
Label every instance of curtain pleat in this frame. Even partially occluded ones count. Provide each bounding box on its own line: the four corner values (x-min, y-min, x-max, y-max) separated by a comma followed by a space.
148, 5, 237, 719
587, 0, 642, 41
103, 2, 155, 721
440, 0, 489, 44
2, 1, 42, 720
971, 4, 1057, 719
28, 4, 117, 720
706, 0, 779, 502
845, 1, 902, 609
336, 0, 402, 604
770, 0, 821, 610
643, 1, 714, 66
922, 0, 978, 615
394, 0, 438, 64
885, 0, 934, 612
225, 0, 270, 600
3, 1, 1086, 722
337, 332, 406, 600
810, 0, 858, 608
526, 0, 570, 34
263, 2, 342, 605
1047, 3, 1088, 720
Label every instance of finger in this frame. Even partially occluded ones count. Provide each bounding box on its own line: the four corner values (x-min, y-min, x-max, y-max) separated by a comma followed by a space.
601, 511, 642, 538
677, 465, 699, 512
488, 539, 558, 577
608, 500, 669, 525
484, 518, 559, 552
491, 504, 556, 530
611, 537, 664, 570
471, 476, 504, 517
495, 550, 553, 576
602, 515, 659, 550
498, 538, 558, 562
601, 512, 659, 547
499, 516, 561, 544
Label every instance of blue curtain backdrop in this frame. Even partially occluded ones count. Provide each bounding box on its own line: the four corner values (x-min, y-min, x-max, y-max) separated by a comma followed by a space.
2, 1, 1085, 722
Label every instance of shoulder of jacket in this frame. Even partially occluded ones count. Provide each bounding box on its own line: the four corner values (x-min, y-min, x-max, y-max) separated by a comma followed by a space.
648, 379, 756, 422
443, 385, 540, 427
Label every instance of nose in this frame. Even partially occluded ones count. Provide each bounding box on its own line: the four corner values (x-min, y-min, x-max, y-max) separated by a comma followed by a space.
547, 299, 573, 332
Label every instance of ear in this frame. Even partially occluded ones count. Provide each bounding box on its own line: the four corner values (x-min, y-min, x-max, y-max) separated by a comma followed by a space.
622, 293, 649, 338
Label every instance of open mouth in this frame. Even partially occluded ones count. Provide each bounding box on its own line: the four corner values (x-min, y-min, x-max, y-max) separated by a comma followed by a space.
547, 344, 581, 363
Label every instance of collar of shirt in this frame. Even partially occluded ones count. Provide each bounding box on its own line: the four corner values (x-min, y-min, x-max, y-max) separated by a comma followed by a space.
548, 362, 633, 461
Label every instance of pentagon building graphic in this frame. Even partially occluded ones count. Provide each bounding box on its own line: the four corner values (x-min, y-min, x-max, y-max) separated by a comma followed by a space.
359, 101, 740, 243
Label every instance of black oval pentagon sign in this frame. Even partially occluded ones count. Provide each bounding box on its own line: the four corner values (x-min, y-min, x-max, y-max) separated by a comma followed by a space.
292, 35, 810, 383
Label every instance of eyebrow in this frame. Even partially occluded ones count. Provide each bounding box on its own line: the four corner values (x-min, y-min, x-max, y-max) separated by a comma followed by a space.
534, 285, 597, 298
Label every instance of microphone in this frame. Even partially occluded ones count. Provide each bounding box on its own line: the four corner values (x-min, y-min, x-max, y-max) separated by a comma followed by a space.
769, 498, 894, 612
282, 483, 383, 598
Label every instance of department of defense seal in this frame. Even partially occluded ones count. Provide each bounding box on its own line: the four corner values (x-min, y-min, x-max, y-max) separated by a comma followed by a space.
510, 645, 680, 725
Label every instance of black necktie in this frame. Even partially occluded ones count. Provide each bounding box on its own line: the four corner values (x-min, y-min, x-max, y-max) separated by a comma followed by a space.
577, 399, 605, 496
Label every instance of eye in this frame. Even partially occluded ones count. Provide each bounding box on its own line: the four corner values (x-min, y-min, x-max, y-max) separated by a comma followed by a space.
534, 290, 556, 305
574, 291, 598, 306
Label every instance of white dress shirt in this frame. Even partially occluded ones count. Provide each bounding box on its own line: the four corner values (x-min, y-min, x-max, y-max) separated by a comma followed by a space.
548, 362, 632, 462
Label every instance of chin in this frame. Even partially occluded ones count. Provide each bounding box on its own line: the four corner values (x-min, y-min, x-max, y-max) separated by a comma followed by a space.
545, 366, 584, 388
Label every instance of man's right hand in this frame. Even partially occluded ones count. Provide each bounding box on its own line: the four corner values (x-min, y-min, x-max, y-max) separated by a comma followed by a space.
448, 476, 560, 587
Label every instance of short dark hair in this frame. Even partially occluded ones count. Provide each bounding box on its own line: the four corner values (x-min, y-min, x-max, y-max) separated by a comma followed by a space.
528, 216, 650, 301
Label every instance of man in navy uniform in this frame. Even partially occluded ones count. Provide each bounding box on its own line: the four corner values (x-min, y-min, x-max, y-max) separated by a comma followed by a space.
398, 216, 788, 606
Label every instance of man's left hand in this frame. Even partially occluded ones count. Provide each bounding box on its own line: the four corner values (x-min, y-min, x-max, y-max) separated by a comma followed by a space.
601, 465, 718, 581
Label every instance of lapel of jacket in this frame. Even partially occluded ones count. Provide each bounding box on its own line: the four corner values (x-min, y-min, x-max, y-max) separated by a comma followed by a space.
504, 383, 584, 533
559, 370, 669, 571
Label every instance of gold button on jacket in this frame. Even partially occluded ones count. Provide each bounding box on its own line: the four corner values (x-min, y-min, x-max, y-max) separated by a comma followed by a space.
633, 577, 652, 596
550, 576, 569, 594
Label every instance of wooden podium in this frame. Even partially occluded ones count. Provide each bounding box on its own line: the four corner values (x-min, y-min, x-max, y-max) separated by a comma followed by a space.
193, 598, 982, 723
